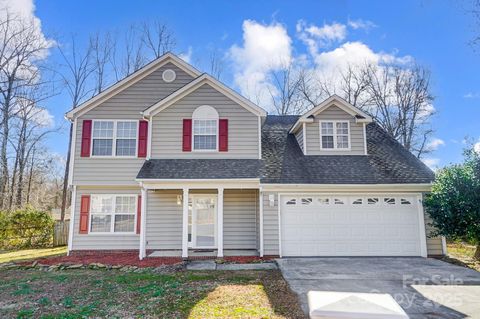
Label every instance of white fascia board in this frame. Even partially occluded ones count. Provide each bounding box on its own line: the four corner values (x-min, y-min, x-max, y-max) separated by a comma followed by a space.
137, 178, 260, 190
304, 95, 372, 120
260, 183, 432, 193
143, 74, 267, 118
289, 118, 314, 134
65, 52, 201, 120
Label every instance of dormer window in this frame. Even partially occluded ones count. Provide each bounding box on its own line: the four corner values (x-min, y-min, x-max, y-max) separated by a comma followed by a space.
192, 105, 218, 151
320, 121, 350, 150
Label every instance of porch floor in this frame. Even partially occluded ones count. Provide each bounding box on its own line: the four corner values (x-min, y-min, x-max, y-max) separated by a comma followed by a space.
148, 249, 259, 258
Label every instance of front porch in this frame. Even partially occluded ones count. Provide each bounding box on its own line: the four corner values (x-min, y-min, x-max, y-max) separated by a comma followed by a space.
137, 181, 263, 260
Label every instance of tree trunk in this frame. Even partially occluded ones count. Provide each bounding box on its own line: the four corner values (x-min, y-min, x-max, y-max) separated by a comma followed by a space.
60, 123, 73, 221
475, 245, 480, 260
26, 147, 35, 204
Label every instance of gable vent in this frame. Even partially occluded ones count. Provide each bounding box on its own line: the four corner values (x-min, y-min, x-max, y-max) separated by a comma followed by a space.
162, 69, 176, 82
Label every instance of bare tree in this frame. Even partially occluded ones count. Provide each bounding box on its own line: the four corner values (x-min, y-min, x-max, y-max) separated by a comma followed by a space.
268, 63, 308, 115
90, 31, 114, 95
141, 20, 175, 58
121, 24, 146, 77
58, 35, 94, 220
364, 63, 435, 157
209, 50, 224, 80
297, 69, 327, 108
338, 64, 372, 108
0, 8, 52, 209
469, 0, 480, 50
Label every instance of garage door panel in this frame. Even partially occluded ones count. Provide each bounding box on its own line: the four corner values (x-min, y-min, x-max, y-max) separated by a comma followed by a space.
281, 194, 422, 257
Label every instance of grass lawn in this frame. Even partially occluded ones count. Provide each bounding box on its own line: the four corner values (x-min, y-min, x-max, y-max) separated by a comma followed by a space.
445, 242, 480, 272
0, 247, 67, 264
0, 268, 306, 319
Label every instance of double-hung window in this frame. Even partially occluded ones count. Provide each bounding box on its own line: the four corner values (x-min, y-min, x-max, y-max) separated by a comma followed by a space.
92, 120, 137, 156
90, 195, 136, 233
193, 119, 217, 151
320, 121, 350, 150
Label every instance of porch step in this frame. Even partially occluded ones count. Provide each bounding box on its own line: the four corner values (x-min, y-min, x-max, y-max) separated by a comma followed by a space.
186, 260, 216, 270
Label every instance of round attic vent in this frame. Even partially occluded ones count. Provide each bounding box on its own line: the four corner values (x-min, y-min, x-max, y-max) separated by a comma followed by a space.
162, 69, 176, 83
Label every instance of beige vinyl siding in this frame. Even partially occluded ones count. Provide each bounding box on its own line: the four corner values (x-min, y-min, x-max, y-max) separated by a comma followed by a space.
305, 105, 365, 155
224, 189, 258, 250
71, 187, 140, 250
145, 189, 258, 251
262, 192, 280, 256
72, 63, 194, 186
146, 190, 183, 250
424, 213, 444, 256
151, 84, 260, 159
295, 125, 304, 154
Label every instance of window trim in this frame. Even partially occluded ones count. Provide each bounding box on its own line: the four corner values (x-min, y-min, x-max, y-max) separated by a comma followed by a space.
192, 119, 219, 152
88, 194, 138, 235
319, 120, 351, 151
90, 119, 138, 158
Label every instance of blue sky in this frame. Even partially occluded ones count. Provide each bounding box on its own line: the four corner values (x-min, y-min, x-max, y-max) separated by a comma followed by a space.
10, 0, 480, 168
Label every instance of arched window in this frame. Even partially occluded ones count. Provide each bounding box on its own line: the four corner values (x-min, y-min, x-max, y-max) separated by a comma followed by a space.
192, 105, 218, 151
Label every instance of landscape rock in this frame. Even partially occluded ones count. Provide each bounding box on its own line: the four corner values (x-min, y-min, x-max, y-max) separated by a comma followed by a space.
67, 264, 83, 269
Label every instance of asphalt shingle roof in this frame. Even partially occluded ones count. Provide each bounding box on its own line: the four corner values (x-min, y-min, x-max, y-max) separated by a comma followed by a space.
137, 159, 262, 180
137, 115, 435, 184
260, 115, 435, 184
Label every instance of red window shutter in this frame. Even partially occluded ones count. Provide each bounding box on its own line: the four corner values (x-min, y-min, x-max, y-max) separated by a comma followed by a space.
219, 119, 228, 152
138, 120, 148, 157
136, 195, 142, 234
182, 119, 192, 151
80, 120, 92, 157
79, 195, 90, 234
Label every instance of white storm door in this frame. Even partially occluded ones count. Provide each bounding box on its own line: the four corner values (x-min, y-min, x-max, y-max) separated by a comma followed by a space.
188, 196, 217, 248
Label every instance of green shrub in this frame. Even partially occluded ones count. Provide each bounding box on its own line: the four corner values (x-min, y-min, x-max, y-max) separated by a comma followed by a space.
0, 206, 55, 249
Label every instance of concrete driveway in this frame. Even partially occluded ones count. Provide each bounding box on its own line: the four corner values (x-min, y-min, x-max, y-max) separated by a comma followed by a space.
277, 258, 480, 319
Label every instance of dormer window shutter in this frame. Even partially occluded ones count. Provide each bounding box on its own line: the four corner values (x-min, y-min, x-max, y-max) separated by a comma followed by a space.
80, 120, 92, 157
219, 119, 228, 152
79, 195, 90, 234
138, 120, 148, 157
182, 119, 192, 151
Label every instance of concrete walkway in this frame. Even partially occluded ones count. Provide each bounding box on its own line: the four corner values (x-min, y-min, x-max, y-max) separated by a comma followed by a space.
277, 257, 480, 319
186, 260, 277, 271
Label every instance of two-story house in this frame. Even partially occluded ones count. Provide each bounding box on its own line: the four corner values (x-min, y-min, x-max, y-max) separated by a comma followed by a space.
65, 53, 444, 260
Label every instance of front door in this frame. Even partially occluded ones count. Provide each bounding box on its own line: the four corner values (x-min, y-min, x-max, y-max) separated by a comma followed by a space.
188, 196, 217, 248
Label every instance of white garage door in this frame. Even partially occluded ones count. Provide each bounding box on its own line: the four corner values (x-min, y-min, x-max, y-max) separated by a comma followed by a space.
280, 194, 424, 257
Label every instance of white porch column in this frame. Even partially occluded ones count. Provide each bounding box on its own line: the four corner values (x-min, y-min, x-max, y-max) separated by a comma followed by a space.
217, 187, 224, 258
259, 190, 264, 257
182, 188, 189, 258
139, 188, 147, 260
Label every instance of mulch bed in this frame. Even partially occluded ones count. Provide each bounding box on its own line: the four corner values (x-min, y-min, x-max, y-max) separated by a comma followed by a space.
17, 252, 183, 268
13, 253, 276, 268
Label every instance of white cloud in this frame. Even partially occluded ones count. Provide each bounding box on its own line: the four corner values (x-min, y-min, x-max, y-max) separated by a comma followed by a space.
228, 20, 292, 107
297, 21, 347, 55
347, 18, 377, 31
228, 18, 418, 114
32, 107, 54, 128
425, 138, 445, 151
474, 142, 480, 154
463, 92, 480, 99
0, 0, 54, 55
422, 158, 440, 170
179, 46, 193, 63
